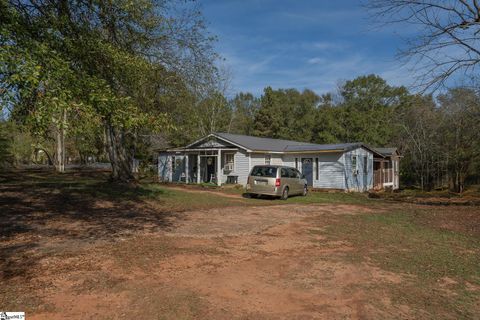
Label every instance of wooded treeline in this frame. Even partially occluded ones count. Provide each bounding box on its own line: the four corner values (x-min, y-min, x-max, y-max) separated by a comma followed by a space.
164, 74, 480, 193
1, 0, 480, 192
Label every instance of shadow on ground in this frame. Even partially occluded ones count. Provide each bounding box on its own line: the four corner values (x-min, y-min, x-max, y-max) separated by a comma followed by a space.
0, 169, 185, 280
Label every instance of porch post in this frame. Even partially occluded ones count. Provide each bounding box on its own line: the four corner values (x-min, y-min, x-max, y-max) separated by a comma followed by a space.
391, 160, 394, 184
380, 161, 384, 187
197, 153, 201, 183
217, 149, 221, 186
185, 154, 189, 183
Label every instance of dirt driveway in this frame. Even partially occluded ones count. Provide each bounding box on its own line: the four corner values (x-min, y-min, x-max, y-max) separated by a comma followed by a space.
13, 202, 414, 320
1, 170, 478, 319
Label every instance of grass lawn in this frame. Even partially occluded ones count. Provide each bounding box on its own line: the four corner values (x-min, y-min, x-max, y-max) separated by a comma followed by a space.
1, 169, 479, 319
321, 208, 480, 319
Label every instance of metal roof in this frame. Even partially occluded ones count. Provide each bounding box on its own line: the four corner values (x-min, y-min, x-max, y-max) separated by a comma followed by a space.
284, 142, 363, 152
374, 147, 398, 157
214, 132, 313, 152
214, 132, 385, 156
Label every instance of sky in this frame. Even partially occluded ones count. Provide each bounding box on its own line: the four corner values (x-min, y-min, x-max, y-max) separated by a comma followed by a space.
201, 0, 417, 97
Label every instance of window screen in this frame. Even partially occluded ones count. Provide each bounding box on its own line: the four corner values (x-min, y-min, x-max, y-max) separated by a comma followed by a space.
225, 153, 234, 165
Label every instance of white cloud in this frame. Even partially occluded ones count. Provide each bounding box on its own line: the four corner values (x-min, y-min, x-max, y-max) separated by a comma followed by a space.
307, 57, 326, 64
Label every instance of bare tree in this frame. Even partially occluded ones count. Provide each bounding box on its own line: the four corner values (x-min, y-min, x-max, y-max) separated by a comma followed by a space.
194, 65, 233, 136
367, 0, 480, 91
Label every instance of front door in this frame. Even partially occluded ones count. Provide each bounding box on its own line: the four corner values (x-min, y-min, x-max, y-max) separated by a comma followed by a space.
302, 158, 313, 187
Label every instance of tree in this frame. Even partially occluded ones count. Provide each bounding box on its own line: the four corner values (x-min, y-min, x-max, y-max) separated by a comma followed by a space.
339, 74, 408, 146
1, 0, 218, 181
279, 89, 318, 142
313, 94, 346, 144
438, 88, 480, 192
0, 120, 13, 167
229, 92, 260, 135
253, 87, 283, 138
393, 94, 440, 190
367, 0, 480, 91
253, 87, 319, 141
311, 75, 408, 146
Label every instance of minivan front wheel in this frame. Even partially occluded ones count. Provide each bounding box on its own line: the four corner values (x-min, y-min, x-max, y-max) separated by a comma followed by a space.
281, 187, 289, 200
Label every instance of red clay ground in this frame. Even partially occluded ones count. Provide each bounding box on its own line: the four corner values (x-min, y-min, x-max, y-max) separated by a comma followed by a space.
1, 170, 479, 319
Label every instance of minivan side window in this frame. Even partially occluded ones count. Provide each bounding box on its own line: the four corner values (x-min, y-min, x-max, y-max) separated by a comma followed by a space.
294, 169, 302, 179
281, 168, 288, 178
286, 168, 296, 178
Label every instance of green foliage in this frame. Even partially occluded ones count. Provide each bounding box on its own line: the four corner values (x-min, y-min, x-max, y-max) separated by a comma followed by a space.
0, 121, 13, 167
250, 75, 408, 146
229, 92, 260, 136
1, 0, 217, 179
333, 74, 408, 145
253, 87, 319, 141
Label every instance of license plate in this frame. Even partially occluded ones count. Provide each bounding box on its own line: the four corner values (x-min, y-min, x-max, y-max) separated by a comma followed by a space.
255, 180, 268, 185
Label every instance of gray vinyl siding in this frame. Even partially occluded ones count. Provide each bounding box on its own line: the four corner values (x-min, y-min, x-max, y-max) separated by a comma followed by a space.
234, 150, 250, 185
282, 153, 345, 189
250, 153, 267, 167
344, 147, 374, 192
158, 152, 171, 182
270, 154, 283, 165
281, 155, 297, 169
313, 153, 346, 189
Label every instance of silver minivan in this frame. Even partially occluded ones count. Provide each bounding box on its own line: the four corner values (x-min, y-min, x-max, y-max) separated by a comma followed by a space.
246, 165, 308, 200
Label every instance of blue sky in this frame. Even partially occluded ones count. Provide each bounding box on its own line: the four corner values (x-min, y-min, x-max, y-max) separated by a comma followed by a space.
202, 0, 416, 96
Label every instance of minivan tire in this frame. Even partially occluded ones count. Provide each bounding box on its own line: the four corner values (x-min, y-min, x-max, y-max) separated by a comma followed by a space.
281, 187, 289, 200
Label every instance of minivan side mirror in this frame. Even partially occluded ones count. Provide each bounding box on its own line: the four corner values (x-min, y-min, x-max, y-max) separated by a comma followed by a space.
302, 174, 306, 179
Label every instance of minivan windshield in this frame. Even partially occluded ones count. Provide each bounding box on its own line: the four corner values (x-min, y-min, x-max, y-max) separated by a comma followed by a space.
250, 166, 277, 178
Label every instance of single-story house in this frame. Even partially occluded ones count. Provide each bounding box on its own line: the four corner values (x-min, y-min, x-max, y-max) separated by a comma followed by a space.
158, 132, 400, 192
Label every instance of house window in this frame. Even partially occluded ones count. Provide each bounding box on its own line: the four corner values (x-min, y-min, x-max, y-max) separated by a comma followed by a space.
172, 156, 176, 171
224, 153, 234, 172
265, 154, 271, 165
315, 158, 319, 180
295, 158, 298, 169
352, 155, 357, 169
363, 156, 368, 173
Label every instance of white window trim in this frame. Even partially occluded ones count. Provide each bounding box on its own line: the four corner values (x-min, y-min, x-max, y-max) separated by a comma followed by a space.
224, 153, 235, 172
265, 154, 271, 165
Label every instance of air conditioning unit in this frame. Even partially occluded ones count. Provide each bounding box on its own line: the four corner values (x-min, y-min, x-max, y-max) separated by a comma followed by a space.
224, 163, 234, 172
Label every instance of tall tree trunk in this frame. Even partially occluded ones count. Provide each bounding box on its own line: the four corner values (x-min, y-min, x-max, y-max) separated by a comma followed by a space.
104, 121, 134, 182
54, 109, 66, 173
